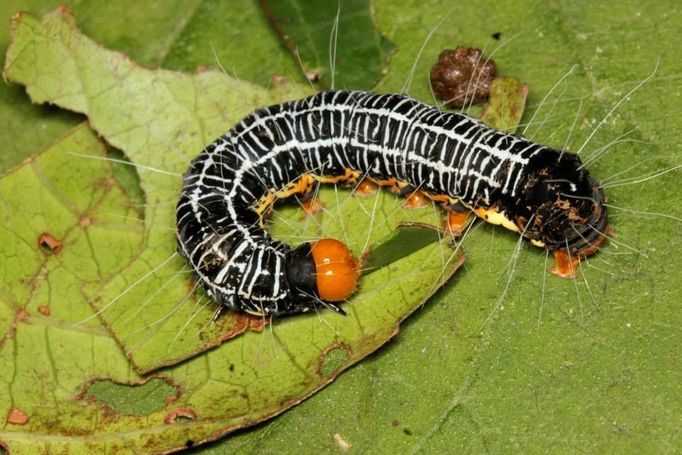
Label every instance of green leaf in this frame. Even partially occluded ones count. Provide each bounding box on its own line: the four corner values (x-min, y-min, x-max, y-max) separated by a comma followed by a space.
0, 125, 149, 453
480, 76, 528, 132
0, 8, 463, 453
162, 0, 305, 86
2, 1, 681, 454
0, 0, 204, 173
260, 0, 394, 89
4, 8, 317, 373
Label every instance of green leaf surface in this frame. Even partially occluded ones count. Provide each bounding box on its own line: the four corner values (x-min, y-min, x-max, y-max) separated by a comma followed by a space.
0, 125, 149, 453
480, 76, 528, 133
83, 378, 179, 416
1, 1, 681, 454
162, 0, 304, 86
4, 8, 316, 373
0, 0, 203, 172
260, 0, 394, 89
0, 8, 464, 453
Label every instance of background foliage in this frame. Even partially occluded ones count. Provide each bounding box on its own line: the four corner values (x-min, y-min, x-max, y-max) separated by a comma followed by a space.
0, 0, 680, 453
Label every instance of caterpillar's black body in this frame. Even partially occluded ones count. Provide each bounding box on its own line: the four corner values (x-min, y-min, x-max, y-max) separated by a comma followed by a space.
176, 91, 608, 316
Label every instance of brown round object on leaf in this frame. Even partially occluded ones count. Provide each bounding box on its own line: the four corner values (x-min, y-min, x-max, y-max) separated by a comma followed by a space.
430, 46, 497, 108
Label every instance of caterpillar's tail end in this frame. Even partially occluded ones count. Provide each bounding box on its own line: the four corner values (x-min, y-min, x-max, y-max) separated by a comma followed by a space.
310, 239, 359, 303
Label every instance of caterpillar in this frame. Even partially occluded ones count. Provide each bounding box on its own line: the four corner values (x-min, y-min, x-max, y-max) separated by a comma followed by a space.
175, 90, 609, 316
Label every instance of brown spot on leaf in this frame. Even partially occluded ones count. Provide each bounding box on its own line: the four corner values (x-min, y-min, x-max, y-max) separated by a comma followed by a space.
16, 308, 29, 321
57, 4, 74, 15
37, 305, 50, 316
38, 233, 63, 254
6, 407, 29, 425
216, 312, 269, 342
271, 74, 289, 85
247, 314, 268, 332
164, 407, 197, 424
392, 418, 400, 427
79, 215, 92, 227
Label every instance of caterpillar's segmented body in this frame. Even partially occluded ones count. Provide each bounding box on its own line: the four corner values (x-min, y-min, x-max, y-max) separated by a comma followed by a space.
176, 90, 608, 316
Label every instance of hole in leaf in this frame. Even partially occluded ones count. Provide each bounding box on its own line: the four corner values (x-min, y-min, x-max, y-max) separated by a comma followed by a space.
319, 344, 351, 378
38, 233, 62, 255
360, 224, 444, 275
107, 147, 145, 219
81, 378, 178, 416
164, 407, 197, 424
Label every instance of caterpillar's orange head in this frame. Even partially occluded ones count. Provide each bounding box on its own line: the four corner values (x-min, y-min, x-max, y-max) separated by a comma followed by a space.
310, 239, 359, 302
284, 239, 358, 315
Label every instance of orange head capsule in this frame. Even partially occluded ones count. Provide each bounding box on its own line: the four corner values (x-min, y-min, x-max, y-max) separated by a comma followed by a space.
310, 239, 359, 302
